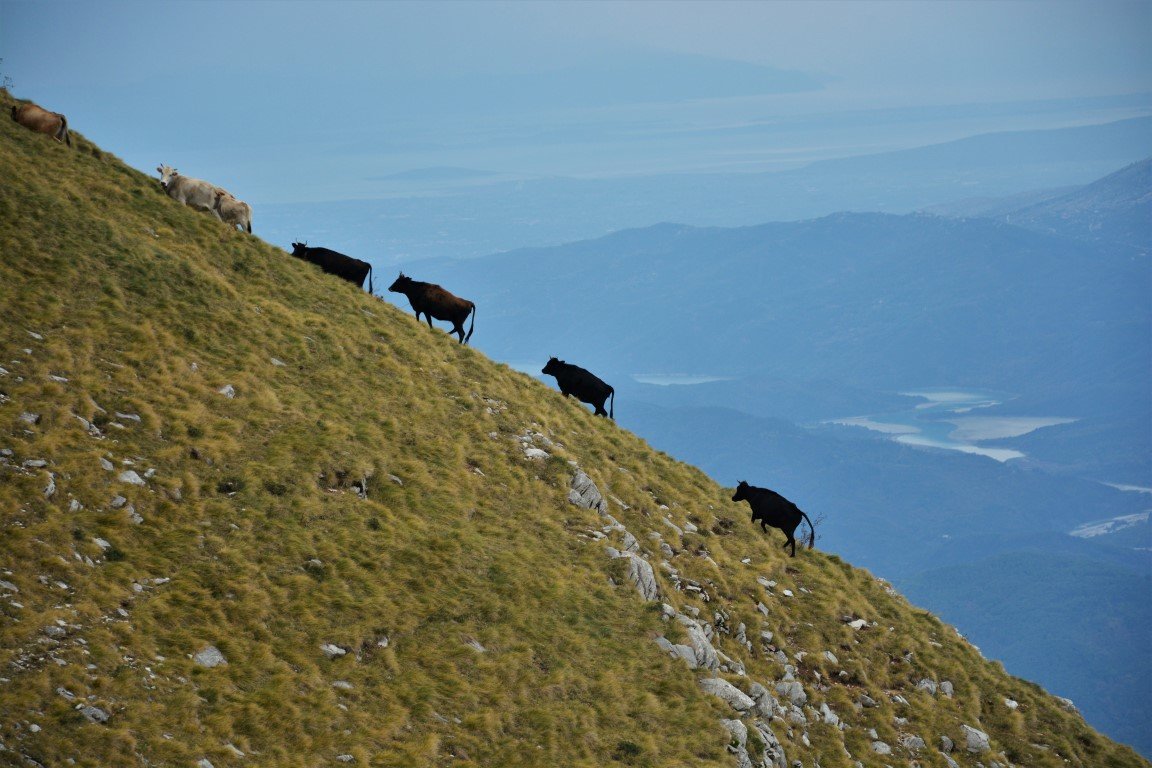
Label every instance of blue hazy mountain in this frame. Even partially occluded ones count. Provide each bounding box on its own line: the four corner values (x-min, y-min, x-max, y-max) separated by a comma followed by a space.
405, 212, 1148, 406
927, 157, 1151, 249
258, 117, 1152, 261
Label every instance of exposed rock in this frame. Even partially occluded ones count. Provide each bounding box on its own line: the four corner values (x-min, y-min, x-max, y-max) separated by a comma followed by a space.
110, 495, 128, 508
820, 702, 840, 726
43, 473, 56, 499
721, 719, 755, 768
568, 470, 608, 513
100, 458, 114, 471
940, 680, 954, 697
606, 547, 660, 601
523, 447, 550, 460
916, 678, 938, 695
118, 470, 146, 486
900, 734, 926, 752
321, 643, 348, 659
0, 580, 18, 593
19, 412, 41, 425
673, 612, 719, 670
218, 384, 236, 399
654, 636, 698, 669
80, 706, 110, 724
194, 645, 227, 668
776, 680, 806, 707
699, 677, 755, 711
871, 741, 892, 755
752, 719, 788, 768
961, 724, 991, 753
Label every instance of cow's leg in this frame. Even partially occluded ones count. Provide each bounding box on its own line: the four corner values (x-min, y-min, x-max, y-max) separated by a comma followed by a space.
593, 401, 608, 417
451, 321, 465, 343
424, 314, 434, 329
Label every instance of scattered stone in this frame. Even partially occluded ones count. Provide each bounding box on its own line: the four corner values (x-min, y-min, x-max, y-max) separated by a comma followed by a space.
321, 643, 348, 659
820, 702, 840, 726
110, 495, 128, 509
100, 458, 114, 471
871, 741, 892, 755
115, 412, 141, 423
901, 734, 926, 752
197, 760, 215, 768
0, 580, 18, 593
463, 637, 487, 653
940, 680, 954, 697
335, 757, 354, 764
916, 678, 939, 695
270, 358, 287, 367
699, 677, 755, 711
847, 618, 868, 630
49, 375, 69, 383
388, 474, 403, 486
332, 681, 354, 691
118, 470, 146, 486
79, 706, 109, 724
523, 447, 550, 460
858, 693, 878, 708
1056, 696, 1079, 714
218, 384, 236, 399
823, 650, 838, 664
43, 473, 56, 499
194, 645, 227, 668
19, 412, 41, 425
961, 724, 991, 753
23, 459, 47, 469
56, 687, 76, 700
1004, 698, 1019, 710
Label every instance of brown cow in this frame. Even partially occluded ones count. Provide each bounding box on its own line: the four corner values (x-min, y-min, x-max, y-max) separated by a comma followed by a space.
388, 273, 476, 344
11, 102, 71, 146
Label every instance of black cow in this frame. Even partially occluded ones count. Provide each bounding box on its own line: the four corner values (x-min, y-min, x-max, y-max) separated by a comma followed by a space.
731, 481, 815, 557
541, 357, 614, 419
388, 273, 476, 344
290, 242, 373, 293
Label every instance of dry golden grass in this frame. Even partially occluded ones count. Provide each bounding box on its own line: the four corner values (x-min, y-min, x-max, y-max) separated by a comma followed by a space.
1, 88, 1147, 768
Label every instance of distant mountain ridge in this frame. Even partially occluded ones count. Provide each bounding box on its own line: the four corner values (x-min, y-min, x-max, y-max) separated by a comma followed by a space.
925, 157, 1151, 249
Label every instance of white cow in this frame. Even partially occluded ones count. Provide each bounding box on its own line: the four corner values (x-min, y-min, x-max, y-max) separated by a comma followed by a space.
213, 188, 253, 234
156, 165, 222, 219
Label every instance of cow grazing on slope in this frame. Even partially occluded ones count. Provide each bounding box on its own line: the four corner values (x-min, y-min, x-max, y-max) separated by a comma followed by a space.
541, 358, 614, 419
213, 188, 252, 233
731, 481, 815, 557
388, 273, 476, 344
157, 165, 224, 219
11, 102, 71, 146
290, 242, 374, 292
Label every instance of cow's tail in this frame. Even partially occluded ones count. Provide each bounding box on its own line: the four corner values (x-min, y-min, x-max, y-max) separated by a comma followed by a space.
366, 265, 374, 295
464, 303, 476, 344
608, 387, 615, 420
59, 115, 71, 146
800, 510, 816, 550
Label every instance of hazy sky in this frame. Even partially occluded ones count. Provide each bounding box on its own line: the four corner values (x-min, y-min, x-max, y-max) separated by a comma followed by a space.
2, 0, 1149, 201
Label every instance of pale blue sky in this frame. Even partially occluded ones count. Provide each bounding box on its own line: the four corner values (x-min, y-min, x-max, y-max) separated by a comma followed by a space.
2, 0, 1149, 202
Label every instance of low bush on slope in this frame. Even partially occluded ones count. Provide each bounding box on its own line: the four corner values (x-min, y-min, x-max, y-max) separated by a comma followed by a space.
0, 90, 1146, 767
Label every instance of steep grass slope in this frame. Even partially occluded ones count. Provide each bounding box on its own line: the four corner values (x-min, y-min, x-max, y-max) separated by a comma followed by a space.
1, 93, 1147, 768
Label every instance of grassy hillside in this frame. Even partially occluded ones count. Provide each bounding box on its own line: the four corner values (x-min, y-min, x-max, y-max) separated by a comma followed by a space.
1, 91, 1147, 768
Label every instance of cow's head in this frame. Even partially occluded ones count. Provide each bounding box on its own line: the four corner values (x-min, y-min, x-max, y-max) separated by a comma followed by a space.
541, 357, 563, 375
388, 273, 413, 293
290, 242, 308, 257
731, 481, 750, 503
156, 165, 178, 189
